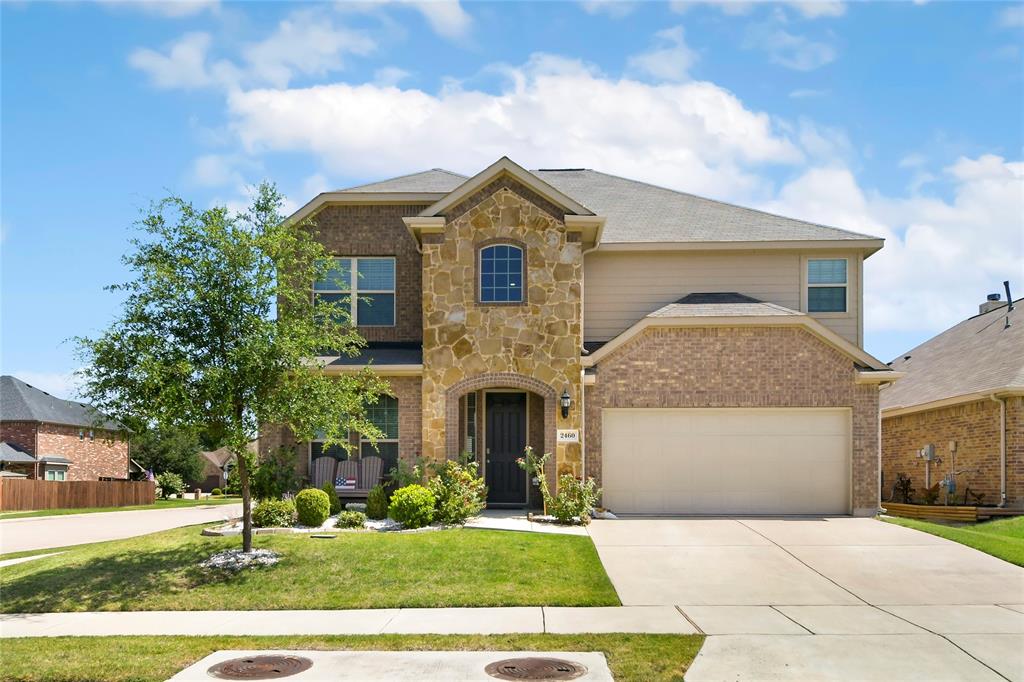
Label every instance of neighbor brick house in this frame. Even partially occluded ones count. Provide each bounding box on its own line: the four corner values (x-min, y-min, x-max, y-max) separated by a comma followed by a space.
0, 375, 129, 481
880, 295, 1022, 508
263, 157, 899, 516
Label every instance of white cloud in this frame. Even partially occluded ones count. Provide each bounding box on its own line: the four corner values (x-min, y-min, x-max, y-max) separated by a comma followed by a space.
671, 1, 845, 18
787, 1, 845, 19
997, 5, 1024, 28
406, 0, 473, 39
627, 26, 698, 82
99, 0, 219, 18
745, 25, 836, 70
129, 10, 376, 90
225, 54, 803, 201
11, 370, 82, 401
760, 155, 1024, 338
580, 0, 637, 18
373, 66, 412, 87
789, 88, 829, 99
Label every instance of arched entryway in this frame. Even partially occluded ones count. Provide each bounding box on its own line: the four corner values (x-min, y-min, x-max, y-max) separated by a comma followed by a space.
444, 373, 557, 507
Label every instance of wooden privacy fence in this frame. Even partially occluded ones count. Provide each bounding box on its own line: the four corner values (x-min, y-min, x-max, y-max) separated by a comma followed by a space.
0, 479, 156, 511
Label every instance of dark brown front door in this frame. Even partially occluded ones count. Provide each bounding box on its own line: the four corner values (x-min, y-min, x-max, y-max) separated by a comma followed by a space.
485, 392, 527, 505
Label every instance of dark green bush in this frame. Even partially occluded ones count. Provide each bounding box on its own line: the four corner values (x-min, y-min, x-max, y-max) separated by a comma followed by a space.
322, 481, 342, 515
337, 510, 367, 529
251, 447, 299, 500
225, 467, 241, 495
252, 498, 295, 528
427, 460, 486, 524
211, 488, 223, 496
294, 488, 331, 527
387, 484, 435, 529
155, 472, 185, 499
548, 474, 601, 525
366, 484, 389, 519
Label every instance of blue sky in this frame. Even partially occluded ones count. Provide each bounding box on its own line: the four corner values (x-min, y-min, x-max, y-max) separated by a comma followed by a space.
2, 0, 1022, 398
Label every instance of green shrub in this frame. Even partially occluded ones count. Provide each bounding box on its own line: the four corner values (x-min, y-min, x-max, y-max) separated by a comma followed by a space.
210, 488, 222, 497
337, 510, 367, 529
252, 498, 295, 528
225, 467, 241, 495
322, 481, 342, 515
366, 484, 389, 520
387, 484, 435, 529
155, 472, 185, 499
252, 447, 300, 500
548, 474, 601, 525
427, 460, 486, 524
294, 488, 331, 527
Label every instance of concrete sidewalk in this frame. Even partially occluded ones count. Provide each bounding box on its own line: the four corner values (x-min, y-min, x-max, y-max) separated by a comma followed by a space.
0, 606, 696, 638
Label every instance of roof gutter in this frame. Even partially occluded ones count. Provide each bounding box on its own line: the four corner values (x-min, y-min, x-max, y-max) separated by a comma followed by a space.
594, 238, 884, 255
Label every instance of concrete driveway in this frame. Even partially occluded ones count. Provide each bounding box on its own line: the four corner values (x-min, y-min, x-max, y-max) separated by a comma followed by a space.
588, 517, 1024, 681
0, 503, 242, 554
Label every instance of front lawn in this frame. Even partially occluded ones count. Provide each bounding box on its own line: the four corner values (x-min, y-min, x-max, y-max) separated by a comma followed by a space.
0, 633, 701, 682
0, 524, 619, 612
0, 497, 241, 520
883, 515, 1024, 566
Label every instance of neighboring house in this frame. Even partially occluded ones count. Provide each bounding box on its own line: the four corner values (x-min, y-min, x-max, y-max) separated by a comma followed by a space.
193, 446, 239, 492
0, 375, 129, 481
880, 295, 1022, 508
262, 157, 898, 516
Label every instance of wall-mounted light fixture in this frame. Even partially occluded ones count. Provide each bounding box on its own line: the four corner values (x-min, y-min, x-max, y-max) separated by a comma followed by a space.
560, 389, 572, 419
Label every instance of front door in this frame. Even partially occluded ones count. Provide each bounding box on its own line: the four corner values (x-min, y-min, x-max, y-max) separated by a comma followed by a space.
485, 392, 527, 505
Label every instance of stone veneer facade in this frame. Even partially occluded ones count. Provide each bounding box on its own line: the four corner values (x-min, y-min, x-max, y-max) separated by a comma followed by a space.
584, 326, 881, 516
420, 178, 583, 484
881, 396, 1023, 508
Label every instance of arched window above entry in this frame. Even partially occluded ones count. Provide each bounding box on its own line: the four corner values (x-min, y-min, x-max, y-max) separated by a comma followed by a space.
479, 244, 524, 303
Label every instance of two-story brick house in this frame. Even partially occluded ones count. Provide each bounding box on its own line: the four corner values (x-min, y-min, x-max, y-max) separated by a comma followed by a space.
0, 375, 129, 481
263, 157, 899, 516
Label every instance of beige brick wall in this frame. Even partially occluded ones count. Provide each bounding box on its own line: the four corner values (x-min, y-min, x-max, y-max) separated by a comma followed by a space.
584, 326, 880, 515
881, 396, 1023, 508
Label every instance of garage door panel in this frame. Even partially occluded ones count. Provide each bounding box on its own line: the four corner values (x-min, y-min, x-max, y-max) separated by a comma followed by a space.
602, 408, 850, 515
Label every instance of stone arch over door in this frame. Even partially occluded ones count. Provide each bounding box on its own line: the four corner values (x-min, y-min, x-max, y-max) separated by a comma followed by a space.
444, 372, 558, 490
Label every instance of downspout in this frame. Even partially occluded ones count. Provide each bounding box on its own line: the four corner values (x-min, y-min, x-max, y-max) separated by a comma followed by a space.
989, 394, 1007, 507
578, 238, 602, 483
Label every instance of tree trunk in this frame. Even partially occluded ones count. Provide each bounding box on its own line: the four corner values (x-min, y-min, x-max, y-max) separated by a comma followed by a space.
237, 453, 253, 553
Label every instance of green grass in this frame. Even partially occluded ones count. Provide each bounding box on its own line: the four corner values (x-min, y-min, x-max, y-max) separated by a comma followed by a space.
0, 633, 702, 682
883, 515, 1024, 566
0, 497, 241, 520
0, 524, 619, 612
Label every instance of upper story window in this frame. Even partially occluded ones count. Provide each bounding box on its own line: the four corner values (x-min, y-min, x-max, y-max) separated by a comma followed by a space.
314, 257, 396, 326
807, 258, 848, 313
479, 244, 524, 303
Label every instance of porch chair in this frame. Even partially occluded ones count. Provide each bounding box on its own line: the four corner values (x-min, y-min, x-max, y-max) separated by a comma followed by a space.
310, 456, 337, 490
334, 455, 384, 499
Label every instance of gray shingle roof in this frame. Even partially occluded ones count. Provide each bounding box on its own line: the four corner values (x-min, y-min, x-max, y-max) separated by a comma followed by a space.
339, 169, 467, 193
324, 343, 423, 367
333, 166, 879, 244
0, 375, 121, 430
0, 441, 36, 463
880, 301, 1024, 411
648, 293, 803, 319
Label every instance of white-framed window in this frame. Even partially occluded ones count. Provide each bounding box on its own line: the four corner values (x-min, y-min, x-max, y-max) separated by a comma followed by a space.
44, 469, 66, 481
479, 244, 524, 303
360, 395, 399, 473
314, 257, 396, 326
807, 258, 848, 313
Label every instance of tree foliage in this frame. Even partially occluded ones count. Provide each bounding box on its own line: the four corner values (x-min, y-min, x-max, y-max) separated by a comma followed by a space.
130, 425, 205, 483
76, 183, 389, 550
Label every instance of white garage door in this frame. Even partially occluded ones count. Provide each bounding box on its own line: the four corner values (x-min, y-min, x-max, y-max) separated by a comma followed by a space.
602, 408, 851, 515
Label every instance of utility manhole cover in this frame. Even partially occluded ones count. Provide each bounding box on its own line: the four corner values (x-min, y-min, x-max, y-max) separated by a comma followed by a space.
207, 655, 313, 679
484, 657, 588, 680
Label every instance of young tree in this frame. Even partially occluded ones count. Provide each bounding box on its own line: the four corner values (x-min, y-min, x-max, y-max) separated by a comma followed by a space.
77, 183, 388, 552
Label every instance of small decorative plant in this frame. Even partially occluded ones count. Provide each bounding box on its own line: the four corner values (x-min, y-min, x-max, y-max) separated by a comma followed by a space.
516, 446, 551, 515
548, 474, 601, 525
155, 472, 185, 499
252, 498, 296, 528
921, 482, 941, 505
388, 484, 436, 529
388, 456, 427, 488
892, 473, 914, 504
321, 480, 342, 515
336, 510, 367, 529
365, 484, 389, 519
294, 488, 331, 527
210, 487, 222, 497
427, 459, 487, 524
